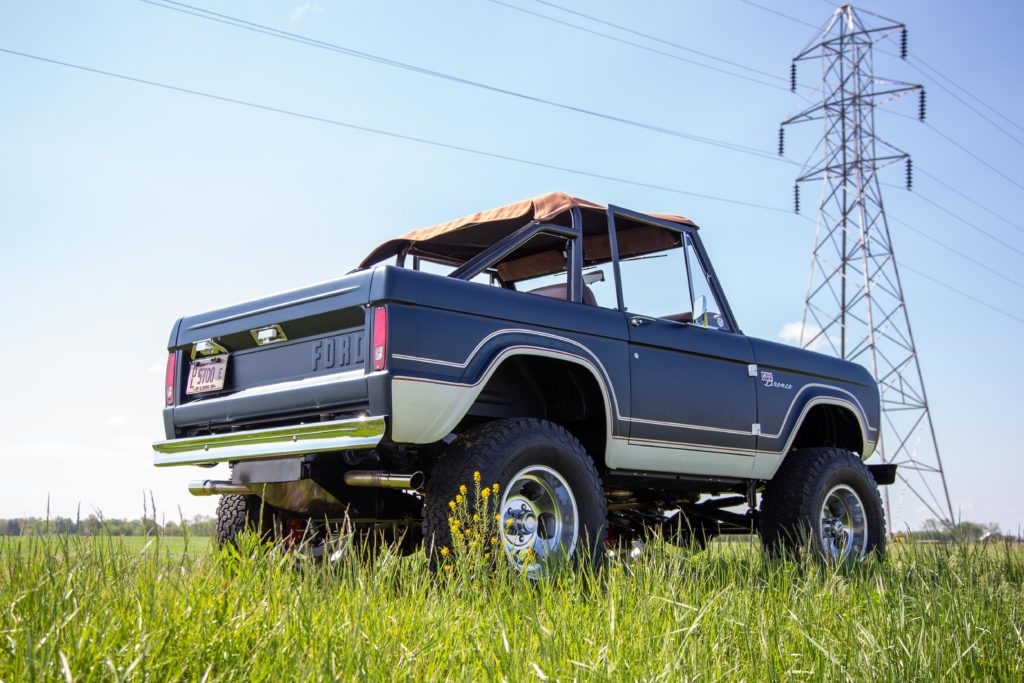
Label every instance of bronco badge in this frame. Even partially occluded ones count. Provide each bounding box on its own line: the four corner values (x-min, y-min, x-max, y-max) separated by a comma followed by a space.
761, 370, 793, 390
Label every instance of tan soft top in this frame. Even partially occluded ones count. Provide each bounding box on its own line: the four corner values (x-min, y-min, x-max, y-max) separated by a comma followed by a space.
359, 192, 696, 269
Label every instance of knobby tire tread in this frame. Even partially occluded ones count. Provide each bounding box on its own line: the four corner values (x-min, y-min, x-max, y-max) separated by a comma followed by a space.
759, 446, 886, 559
422, 418, 606, 569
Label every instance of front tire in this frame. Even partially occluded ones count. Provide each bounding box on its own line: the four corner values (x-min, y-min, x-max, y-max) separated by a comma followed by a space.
423, 419, 606, 575
759, 447, 886, 563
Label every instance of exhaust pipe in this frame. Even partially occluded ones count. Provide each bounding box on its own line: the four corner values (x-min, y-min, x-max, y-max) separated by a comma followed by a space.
344, 470, 424, 490
188, 480, 252, 496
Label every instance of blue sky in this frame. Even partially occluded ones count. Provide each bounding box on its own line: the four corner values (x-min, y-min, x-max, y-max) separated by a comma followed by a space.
1, 0, 1021, 531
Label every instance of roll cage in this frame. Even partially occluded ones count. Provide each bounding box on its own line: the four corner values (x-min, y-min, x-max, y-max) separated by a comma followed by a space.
390, 204, 741, 334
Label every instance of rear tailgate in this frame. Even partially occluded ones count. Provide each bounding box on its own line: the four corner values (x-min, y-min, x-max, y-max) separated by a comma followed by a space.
165, 270, 376, 437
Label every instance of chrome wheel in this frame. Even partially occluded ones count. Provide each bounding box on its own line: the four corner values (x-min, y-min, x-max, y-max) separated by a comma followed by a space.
500, 465, 578, 575
819, 484, 869, 562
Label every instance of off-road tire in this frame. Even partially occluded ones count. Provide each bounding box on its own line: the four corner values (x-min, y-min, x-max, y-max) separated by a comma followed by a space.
423, 418, 606, 572
215, 494, 278, 549
759, 447, 886, 562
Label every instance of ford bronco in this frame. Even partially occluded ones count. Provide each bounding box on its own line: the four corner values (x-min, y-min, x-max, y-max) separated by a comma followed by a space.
153, 192, 892, 569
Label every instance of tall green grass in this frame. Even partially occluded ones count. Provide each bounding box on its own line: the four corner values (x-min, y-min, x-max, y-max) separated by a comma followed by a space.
2, 534, 1021, 681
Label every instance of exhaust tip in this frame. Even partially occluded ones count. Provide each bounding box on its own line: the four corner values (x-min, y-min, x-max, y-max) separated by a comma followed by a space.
188, 480, 251, 496
344, 470, 424, 490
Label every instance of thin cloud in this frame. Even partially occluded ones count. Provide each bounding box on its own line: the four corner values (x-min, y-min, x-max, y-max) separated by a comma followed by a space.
777, 320, 826, 352
105, 415, 130, 427
289, 1, 322, 21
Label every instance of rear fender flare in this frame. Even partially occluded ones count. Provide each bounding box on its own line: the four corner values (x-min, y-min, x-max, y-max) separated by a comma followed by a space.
390, 344, 616, 448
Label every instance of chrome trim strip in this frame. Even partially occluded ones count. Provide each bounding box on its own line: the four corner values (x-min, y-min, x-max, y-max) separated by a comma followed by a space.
153, 415, 385, 467
188, 286, 359, 330
627, 415, 755, 436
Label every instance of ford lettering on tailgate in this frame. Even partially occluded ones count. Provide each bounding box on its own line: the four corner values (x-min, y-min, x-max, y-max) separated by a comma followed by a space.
312, 331, 365, 372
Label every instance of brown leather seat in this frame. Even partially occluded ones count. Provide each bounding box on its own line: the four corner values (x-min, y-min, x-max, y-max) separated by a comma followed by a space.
662, 311, 693, 323
528, 283, 597, 305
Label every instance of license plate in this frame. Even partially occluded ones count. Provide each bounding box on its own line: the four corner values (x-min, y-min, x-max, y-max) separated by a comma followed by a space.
186, 355, 228, 395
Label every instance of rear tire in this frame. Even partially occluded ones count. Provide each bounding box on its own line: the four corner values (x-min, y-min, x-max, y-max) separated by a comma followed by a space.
759, 447, 886, 563
423, 418, 606, 575
215, 494, 278, 549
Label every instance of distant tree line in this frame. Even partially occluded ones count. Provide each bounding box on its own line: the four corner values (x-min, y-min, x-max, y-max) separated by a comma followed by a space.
2, 515, 1016, 542
0, 515, 215, 537
902, 520, 1016, 543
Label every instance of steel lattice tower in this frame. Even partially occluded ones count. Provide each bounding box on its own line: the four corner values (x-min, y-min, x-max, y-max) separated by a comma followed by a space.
779, 4, 955, 528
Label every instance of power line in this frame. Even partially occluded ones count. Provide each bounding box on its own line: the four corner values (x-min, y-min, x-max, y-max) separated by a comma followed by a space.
0, 46, 794, 215
878, 45, 1024, 150
902, 186, 1024, 259
909, 54, 1024, 136
900, 263, 1024, 326
880, 106, 1024, 199
483, 0, 797, 94
888, 215, 1024, 291
735, 0, 819, 30
140, 0, 784, 163
915, 166, 1024, 236
8, 50, 1014, 341
915, 191, 1024, 256
529, 0, 787, 83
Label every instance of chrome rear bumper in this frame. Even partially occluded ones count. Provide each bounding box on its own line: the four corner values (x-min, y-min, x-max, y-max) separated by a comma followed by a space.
152, 415, 386, 467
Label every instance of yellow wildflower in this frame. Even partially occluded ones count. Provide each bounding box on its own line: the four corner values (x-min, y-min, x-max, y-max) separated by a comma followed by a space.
473, 514, 480, 522
481, 488, 490, 499
473, 471, 481, 482
448, 500, 456, 511
443, 564, 453, 573
440, 546, 449, 556
505, 518, 514, 527
456, 494, 463, 504
484, 552, 491, 560
494, 514, 501, 522
492, 483, 499, 493
490, 536, 498, 545
459, 484, 468, 495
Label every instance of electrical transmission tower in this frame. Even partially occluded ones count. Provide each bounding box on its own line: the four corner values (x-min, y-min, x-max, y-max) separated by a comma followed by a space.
779, 4, 955, 528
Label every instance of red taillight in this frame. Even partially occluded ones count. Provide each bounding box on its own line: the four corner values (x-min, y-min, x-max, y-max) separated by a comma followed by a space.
165, 352, 176, 406
372, 306, 388, 371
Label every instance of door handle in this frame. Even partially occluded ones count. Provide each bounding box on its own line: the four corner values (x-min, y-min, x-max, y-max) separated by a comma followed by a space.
629, 316, 654, 327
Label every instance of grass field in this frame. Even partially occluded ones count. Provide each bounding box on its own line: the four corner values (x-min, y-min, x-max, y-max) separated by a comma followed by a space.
1, 534, 1022, 681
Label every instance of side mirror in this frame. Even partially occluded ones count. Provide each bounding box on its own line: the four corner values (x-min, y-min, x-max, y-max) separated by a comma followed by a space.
583, 269, 605, 285
692, 295, 708, 327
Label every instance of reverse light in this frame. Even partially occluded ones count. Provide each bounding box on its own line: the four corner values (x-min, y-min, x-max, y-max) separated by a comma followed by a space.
372, 306, 388, 372
165, 352, 177, 406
